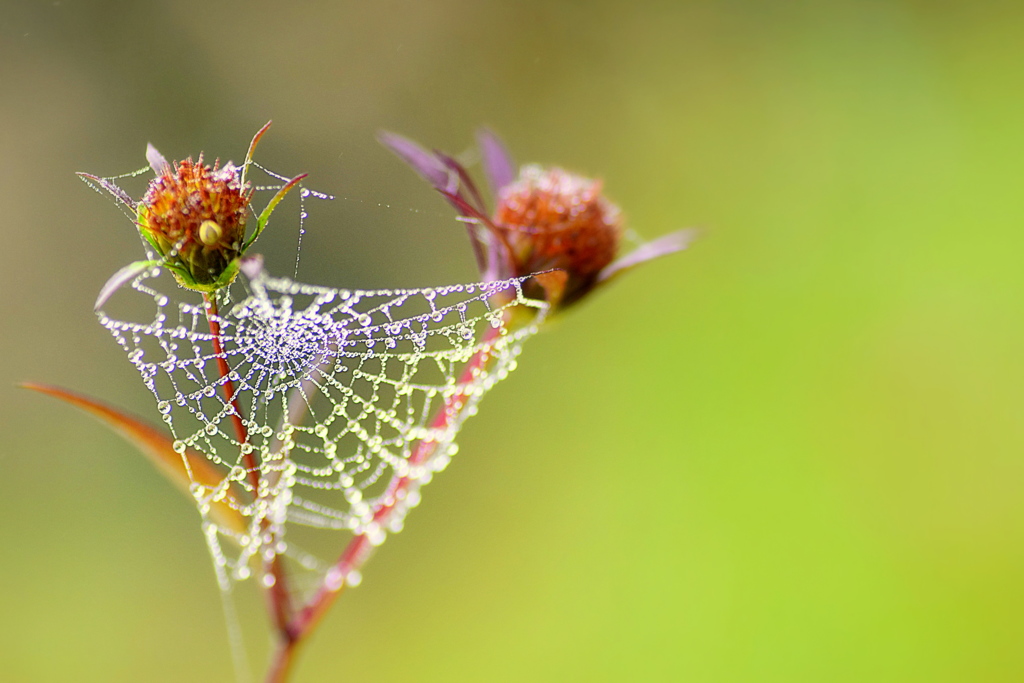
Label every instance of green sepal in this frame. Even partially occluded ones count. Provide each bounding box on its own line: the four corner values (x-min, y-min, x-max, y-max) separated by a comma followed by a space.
243, 172, 308, 251
167, 256, 242, 293
135, 208, 162, 255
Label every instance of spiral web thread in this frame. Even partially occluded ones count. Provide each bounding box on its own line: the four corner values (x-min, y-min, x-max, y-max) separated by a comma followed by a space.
98, 263, 548, 597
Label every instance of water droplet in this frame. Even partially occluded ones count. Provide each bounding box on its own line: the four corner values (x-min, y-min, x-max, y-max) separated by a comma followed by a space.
172, 440, 186, 454
157, 401, 171, 414
203, 385, 216, 397
367, 527, 386, 546
324, 566, 345, 591
205, 423, 217, 435
314, 424, 328, 438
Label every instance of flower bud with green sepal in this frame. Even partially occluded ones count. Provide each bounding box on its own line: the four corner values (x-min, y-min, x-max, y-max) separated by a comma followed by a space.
85, 122, 307, 308
136, 151, 251, 292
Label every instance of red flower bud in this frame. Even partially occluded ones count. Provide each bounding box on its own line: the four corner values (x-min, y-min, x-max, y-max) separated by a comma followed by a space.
380, 128, 695, 313
493, 165, 622, 306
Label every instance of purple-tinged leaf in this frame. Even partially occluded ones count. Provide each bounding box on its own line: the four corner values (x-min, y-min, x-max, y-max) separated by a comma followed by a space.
597, 228, 699, 284
377, 131, 456, 193
441, 191, 492, 273
239, 254, 264, 280
95, 259, 158, 310
438, 189, 493, 227
479, 228, 510, 282
476, 128, 517, 195
146, 143, 171, 177
434, 151, 487, 215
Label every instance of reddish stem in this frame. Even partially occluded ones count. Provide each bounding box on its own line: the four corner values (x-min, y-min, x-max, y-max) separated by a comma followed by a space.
203, 294, 296, 651
203, 295, 260, 492
264, 638, 301, 683
264, 324, 503, 678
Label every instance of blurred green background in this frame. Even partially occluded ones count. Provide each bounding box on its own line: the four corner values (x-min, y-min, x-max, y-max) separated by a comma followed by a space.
3, 0, 1024, 680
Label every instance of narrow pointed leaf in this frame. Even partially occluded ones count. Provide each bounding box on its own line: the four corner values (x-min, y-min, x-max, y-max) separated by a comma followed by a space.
442, 190, 492, 263
95, 260, 158, 310
241, 120, 272, 189
245, 173, 308, 250
597, 229, 699, 284
434, 151, 487, 215
377, 131, 455, 193
146, 143, 171, 177
21, 383, 246, 536
476, 128, 517, 195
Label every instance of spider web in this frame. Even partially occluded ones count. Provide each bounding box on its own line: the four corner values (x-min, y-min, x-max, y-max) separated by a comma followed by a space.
97, 261, 548, 598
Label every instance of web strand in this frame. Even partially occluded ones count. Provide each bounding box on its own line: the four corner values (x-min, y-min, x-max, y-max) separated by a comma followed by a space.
97, 261, 548, 599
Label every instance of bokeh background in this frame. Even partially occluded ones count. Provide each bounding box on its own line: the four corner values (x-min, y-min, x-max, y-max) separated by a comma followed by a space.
3, 1, 1023, 680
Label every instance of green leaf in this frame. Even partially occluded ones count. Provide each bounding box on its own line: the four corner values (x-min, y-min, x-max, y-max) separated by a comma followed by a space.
244, 173, 308, 251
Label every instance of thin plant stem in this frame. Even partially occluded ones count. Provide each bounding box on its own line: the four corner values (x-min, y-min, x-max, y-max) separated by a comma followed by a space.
264, 637, 302, 683
203, 294, 259, 490
204, 293, 297, 650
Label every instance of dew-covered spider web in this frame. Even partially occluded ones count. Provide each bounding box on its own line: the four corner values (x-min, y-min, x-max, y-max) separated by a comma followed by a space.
97, 259, 548, 600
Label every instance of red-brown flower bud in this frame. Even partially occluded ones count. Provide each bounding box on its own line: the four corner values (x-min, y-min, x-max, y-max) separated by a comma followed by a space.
493, 165, 622, 306
380, 128, 693, 313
